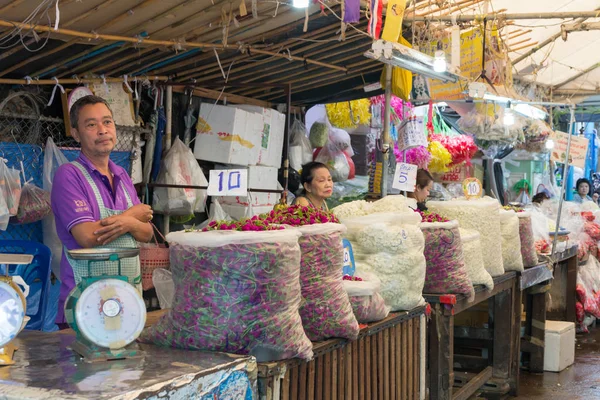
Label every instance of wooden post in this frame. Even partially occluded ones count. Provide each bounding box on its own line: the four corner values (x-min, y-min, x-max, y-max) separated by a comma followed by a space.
428, 303, 454, 400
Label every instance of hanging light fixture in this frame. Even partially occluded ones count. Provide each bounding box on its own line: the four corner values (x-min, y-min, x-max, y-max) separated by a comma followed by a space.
293, 0, 308, 8
364, 40, 462, 83
433, 42, 447, 73
503, 107, 515, 126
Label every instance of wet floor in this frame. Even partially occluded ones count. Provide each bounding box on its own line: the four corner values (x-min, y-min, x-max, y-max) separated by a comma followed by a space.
476, 326, 600, 399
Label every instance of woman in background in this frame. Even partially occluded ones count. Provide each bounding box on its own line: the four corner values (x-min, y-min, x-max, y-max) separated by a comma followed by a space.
573, 178, 593, 203
293, 162, 333, 211
407, 169, 434, 212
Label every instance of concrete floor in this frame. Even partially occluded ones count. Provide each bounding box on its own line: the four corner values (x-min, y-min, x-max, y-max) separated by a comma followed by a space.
480, 326, 600, 399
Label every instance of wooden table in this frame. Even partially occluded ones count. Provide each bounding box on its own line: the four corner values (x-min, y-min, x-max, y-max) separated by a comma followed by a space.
424, 272, 521, 400
257, 307, 427, 400
547, 245, 579, 324
0, 328, 257, 399
519, 263, 554, 373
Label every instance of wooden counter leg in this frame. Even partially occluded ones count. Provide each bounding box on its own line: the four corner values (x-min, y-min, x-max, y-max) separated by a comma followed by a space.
528, 289, 547, 373
510, 280, 522, 396
484, 289, 512, 395
428, 303, 454, 400
566, 255, 578, 324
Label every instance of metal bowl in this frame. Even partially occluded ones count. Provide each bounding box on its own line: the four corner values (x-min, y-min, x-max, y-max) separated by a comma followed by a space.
67, 248, 140, 261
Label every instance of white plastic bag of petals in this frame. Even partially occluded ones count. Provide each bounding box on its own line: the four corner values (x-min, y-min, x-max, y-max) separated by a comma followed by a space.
428, 197, 505, 277
460, 228, 494, 291
499, 210, 524, 272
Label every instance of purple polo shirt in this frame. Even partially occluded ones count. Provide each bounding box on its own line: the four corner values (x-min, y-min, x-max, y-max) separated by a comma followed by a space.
51, 154, 140, 323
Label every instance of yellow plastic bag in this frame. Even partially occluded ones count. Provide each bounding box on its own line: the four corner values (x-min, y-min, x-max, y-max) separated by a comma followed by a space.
381, 0, 407, 42
380, 38, 413, 102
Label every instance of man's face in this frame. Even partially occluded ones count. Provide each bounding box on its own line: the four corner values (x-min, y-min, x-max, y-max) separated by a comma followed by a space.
72, 103, 116, 157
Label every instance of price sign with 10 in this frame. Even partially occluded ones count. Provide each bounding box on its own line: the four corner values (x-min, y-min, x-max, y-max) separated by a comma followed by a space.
207, 169, 248, 196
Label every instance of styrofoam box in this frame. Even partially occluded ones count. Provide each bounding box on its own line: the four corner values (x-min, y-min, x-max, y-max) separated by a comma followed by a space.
215, 164, 279, 190
221, 204, 274, 220
193, 103, 263, 165
235, 105, 285, 168
544, 320, 575, 372
218, 184, 282, 207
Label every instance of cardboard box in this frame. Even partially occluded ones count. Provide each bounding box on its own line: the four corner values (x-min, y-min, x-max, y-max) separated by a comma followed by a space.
235, 105, 285, 168
544, 320, 575, 372
193, 103, 263, 165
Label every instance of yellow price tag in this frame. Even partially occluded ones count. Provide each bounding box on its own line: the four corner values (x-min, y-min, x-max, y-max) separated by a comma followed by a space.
463, 177, 482, 199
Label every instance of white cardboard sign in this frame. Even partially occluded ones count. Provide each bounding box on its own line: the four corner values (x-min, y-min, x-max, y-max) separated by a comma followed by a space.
208, 169, 248, 196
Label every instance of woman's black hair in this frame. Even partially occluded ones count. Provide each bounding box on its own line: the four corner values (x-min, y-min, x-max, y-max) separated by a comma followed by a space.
300, 162, 329, 194
532, 192, 550, 204
576, 178, 592, 192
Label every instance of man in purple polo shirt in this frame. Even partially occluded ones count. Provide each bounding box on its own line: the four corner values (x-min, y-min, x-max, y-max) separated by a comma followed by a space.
51, 95, 153, 327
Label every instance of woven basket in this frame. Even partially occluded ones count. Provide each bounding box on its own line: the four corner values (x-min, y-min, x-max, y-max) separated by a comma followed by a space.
140, 224, 170, 291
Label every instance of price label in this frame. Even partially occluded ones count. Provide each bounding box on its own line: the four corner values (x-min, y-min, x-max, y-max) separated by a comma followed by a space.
208, 169, 248, 196
462, 177, 482, 199
392, 162, 418, 192
342, 239, 356, 276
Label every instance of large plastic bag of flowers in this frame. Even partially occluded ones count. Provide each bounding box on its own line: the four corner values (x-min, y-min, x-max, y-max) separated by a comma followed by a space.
340, 212, 426, 311
315, 138, 350, 182
139, 228, 314, 361
420, 218, 475, 301
577, 257, 600, 319
343, 272, 390, 323
369, 194, 415, 214
428, 197, 505, 277
459, 229, 494, 291
289, 119, 313, 172
516, 211, 538, 267
296, 223, 360, 341
499, 210, 524, 272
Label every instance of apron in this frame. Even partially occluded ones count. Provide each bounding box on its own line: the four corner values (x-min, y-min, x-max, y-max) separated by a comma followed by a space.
64, 161, 142, 293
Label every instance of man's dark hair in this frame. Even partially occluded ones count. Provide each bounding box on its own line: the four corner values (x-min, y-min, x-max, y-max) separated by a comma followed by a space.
70, 95, 113, 129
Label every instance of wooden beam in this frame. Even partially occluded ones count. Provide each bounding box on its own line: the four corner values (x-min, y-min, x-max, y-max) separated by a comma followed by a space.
57, 47, 128, 78
0, 39, 79, 78
0, 76, 168, 85
171, 85, 272, 108
554, 62, 600, 89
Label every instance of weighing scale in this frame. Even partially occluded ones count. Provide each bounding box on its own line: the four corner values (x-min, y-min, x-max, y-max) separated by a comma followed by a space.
65, 248, 146, 363
0, 254, 32, 366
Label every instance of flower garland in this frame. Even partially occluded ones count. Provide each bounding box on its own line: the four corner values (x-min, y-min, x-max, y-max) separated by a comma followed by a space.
325, 99, 371, 128
429, 134, 478, 167
427, 140, 453, 174
370, 95, 412, 122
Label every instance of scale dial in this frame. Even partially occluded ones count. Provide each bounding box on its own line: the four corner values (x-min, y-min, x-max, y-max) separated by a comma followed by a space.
0, 281, 25, 348
67, 87, 94, 112
75, 279, 146, 350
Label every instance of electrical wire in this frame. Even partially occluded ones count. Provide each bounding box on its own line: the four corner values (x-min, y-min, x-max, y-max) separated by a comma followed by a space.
0, 0, 57, 52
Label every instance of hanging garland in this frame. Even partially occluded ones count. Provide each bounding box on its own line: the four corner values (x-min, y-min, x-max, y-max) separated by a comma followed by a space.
326, 99, 371, 128
370, 94, 412, 122
429, 134, 478, 167
427, 141, 452, 174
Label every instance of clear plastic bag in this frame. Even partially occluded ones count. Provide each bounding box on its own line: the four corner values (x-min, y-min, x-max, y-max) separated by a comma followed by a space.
517, 212, 539, 267
0, 159, 21, 230
315, 139, 350, 182
43, 137, 69, 278
340, 212, 426, 311
329, 127, 354, 157
499, 210, 524, 272
459, 229, 494, 290
140, 229, 313, 361
153, 268, 174, 309
577, 257, 600, 318
197, 199, 233, 230
428, 197, 505, 277
297, 223, 360, 341
289, 119, 313, 172
153, 138, 208, 215
12, 183, 51, 225
343, 272, 390, 323
421, 220, 475, 301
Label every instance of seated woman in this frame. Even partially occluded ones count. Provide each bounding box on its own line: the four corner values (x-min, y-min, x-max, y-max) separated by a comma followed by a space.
293, 162, 333, 211
407, 169, 434, 211
573, 178, 593, 203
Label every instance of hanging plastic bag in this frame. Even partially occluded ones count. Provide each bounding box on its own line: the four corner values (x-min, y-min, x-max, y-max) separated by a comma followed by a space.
379, 38, 413, 101
315, 139, 350, 182
153, 268, 174, 310
289, 119, 313, 172
153, 138, 208, 215
11, 183, 51, 224
197, 199, 233, 230
329, 127, 355, 157
0, 159, 21, 217
309, 117, 330, 148
43, 137, 69, 279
